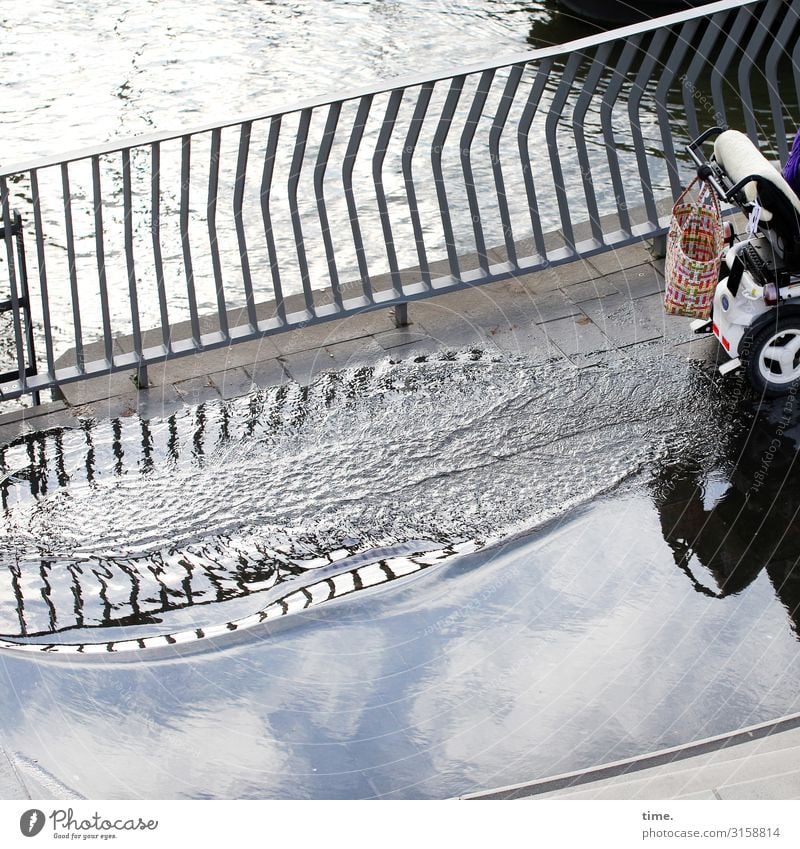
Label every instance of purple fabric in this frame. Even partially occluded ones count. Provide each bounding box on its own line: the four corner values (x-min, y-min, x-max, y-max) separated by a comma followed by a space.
783, 131, 800, 196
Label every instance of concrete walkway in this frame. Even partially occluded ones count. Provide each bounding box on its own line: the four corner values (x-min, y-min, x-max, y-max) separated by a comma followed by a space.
463, 713, 800, 800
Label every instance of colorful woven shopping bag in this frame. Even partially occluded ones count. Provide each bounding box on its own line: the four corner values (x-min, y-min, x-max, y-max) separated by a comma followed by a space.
663, 176, 724, 318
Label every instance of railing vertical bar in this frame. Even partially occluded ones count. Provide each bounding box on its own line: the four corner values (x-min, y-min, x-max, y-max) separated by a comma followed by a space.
600, 41, 638, 235
628, 31, 668, 226
121, 148, 144, 368
150, 142, 171, 351
179, 135, 201, 346
765, 5, 800, 163
738, 0, 781, 144
372, 89, 404, 297
0, 177, 27, 392
260, 116, 286, 324
654, 19, 700, 198
460, 70, 494, 272
402, 82, 435, 287
60, 163, 84, 371
518, 59, 553, 259
29, 170, 56, 377
234, 121, 259, 329
90, 156, 114, 365
314, 102, 343, 309
489, 65, 524, 267
793, 14, 800, 110
343, 95, 374, 300
287, 109, 314, 313
431, 76, 465, 280
207, 128, 229, 339
570, 44, 611, 245
544, 53, 583, 251
14, 215, 39, 404
710, 8, 753, 135
682, 17, 727, 143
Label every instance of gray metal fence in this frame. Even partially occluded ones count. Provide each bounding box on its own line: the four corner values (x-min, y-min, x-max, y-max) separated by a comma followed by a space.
0, 0, 795, 403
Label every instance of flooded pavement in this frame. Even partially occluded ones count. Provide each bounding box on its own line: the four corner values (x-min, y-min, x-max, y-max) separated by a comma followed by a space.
1, 347, 800, 797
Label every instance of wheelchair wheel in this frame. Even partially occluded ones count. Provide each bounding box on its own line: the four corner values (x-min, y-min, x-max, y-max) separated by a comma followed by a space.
745, 316, 800, 397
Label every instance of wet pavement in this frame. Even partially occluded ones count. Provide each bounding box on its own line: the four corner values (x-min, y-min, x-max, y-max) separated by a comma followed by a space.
1, 240, 800, 799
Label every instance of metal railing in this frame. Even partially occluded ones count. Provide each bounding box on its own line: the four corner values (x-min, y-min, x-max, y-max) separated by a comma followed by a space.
0, 0, 795, 403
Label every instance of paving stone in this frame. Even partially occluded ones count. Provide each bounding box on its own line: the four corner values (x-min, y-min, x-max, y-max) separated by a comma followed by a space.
325, 337, 388, 368
672, 333, 727, 363
244, 357, 289, 389
539, 313, 614, 362
174, 375, 222, 405
630, 292, 695, 344
0, 399, 66, 428
525, 289, 582, 324
208, 366, 255, 401
413, 316, 504, 354
57, 369, 141, 407
561, 274, 621, 304
586, 243, 654, 277
90, 384, 184, 421
271, 310, 395, 355
591, 264, 666, 301
384, 337, 448, 361
579, 293, 664, 348
280, 348, 340, 386
481, 313, 565, 361
374, 326, 432, 350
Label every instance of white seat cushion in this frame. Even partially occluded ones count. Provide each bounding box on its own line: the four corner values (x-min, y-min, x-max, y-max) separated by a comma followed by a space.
713, 129, 800, 223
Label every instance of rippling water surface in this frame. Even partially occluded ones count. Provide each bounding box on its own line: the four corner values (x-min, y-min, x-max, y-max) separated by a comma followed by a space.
0, 349, 739, 650
1, 0, 561, 166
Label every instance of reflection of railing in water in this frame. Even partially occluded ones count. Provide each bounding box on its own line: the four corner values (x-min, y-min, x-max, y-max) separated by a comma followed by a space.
0, 369, 377, 508
0, 361, 460, 642
0, 541, 476, 657
0, 388, 297, 637
1, 0, 793, 403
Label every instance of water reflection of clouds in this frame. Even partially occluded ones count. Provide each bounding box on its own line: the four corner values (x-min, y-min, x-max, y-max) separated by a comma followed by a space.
3, 488, 800, 798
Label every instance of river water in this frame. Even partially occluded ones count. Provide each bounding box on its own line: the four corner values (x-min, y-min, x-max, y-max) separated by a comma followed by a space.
1, 0, 589, 167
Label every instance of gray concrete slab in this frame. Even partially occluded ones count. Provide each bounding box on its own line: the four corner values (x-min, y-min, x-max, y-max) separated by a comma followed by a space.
538, 313, 614, 363
243, 356, 288, 390
464, 713, 800, 801
580, 293, 665, 349
55, 368, 141, 407
526, 289, 582, 325
561, 273, 621, 304
208, 365, 255, 400
174, 375, 222, 405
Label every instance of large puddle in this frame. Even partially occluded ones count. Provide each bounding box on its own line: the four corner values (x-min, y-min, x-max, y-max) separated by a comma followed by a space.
1, 349, 728, 656
2, 349, 800, 798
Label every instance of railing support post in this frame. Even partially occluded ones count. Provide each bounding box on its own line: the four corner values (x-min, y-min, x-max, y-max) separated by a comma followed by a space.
393, 301, 409, 328
650, 233, 667, 260
134, 364, 149, 390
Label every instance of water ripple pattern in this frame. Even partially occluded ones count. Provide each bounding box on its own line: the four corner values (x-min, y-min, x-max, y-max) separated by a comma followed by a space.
0, 351, 725, 657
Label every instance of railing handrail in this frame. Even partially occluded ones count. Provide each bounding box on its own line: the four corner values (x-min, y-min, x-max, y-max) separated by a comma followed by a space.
0, 0, 756, 178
